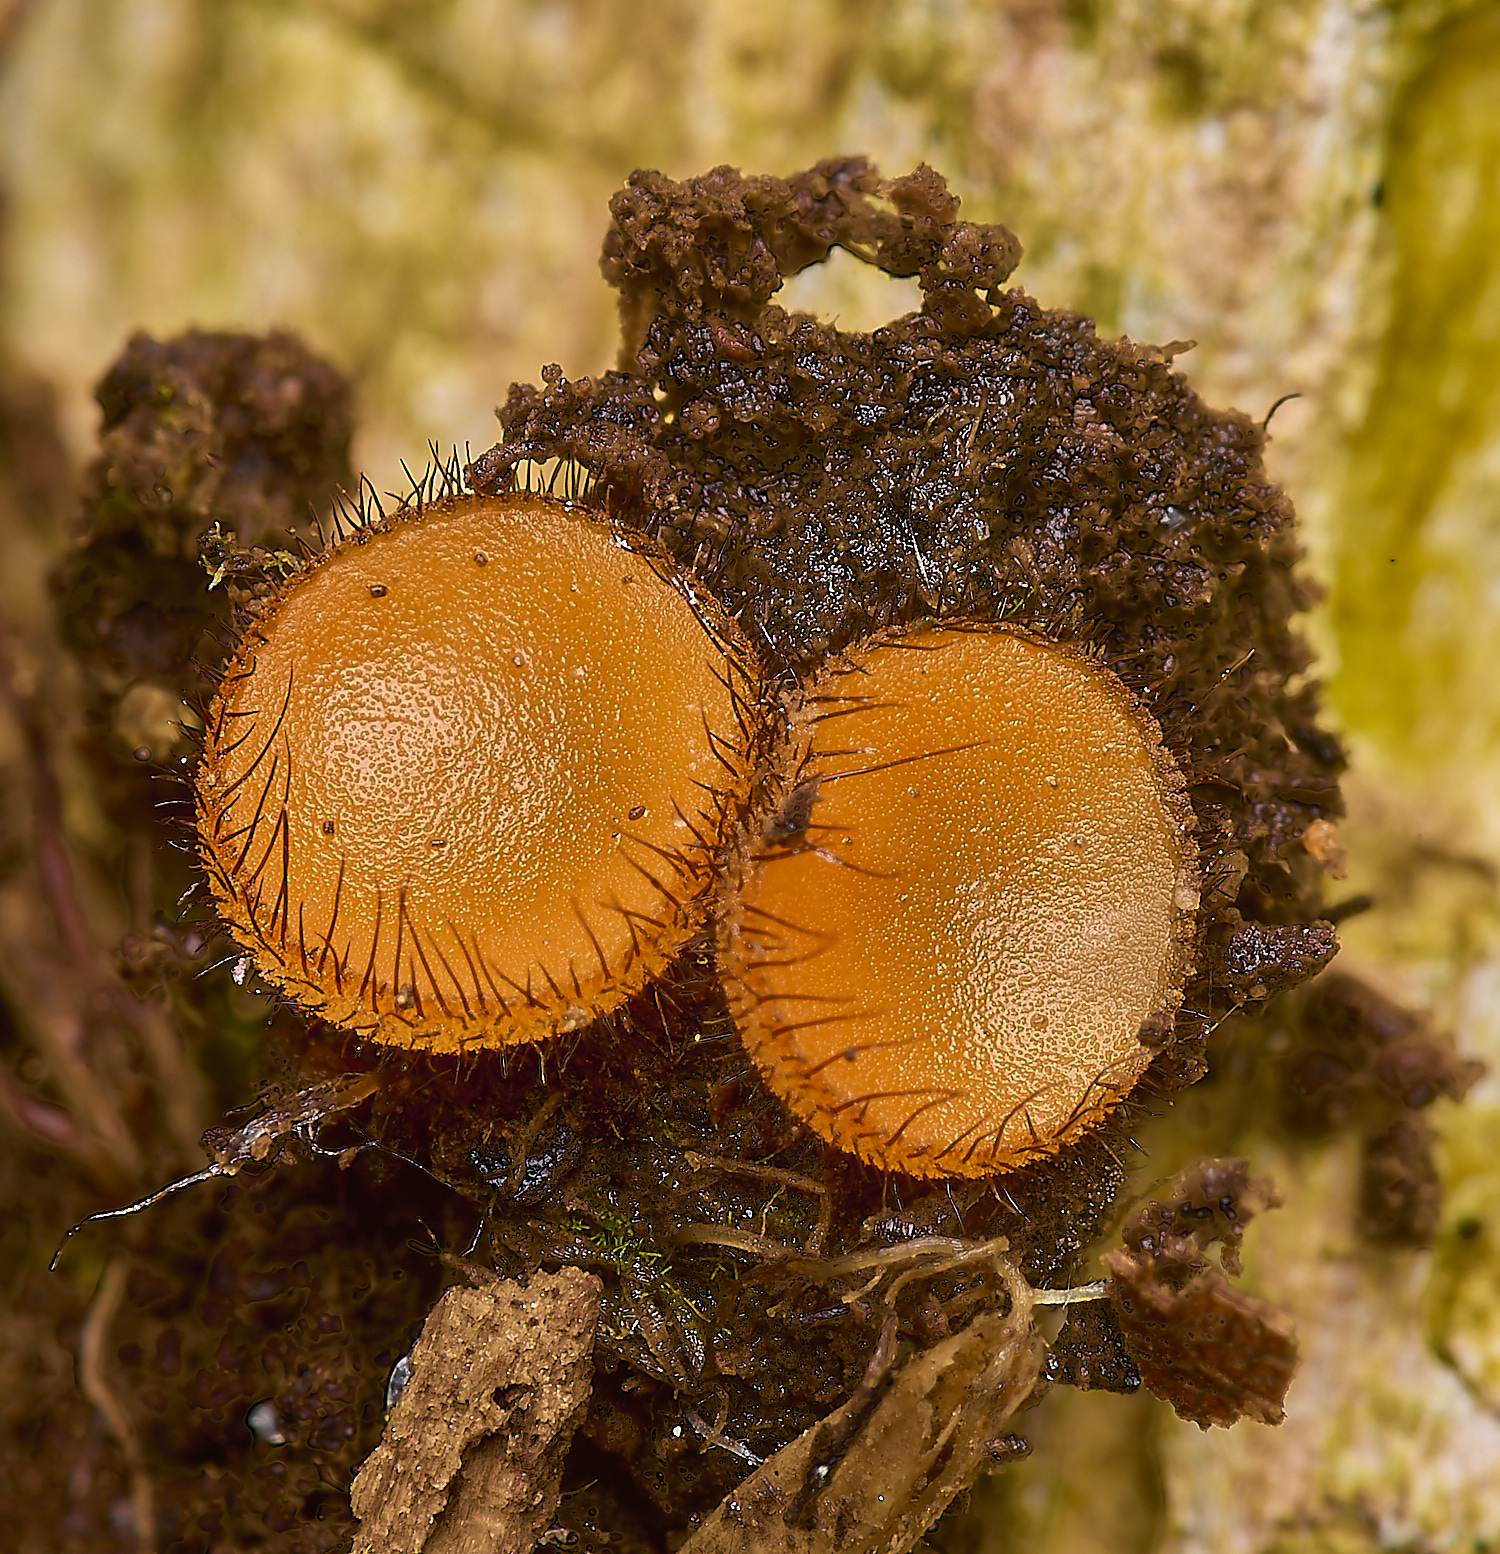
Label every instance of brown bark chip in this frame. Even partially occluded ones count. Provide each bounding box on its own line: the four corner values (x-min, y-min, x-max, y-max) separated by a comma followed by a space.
349, 1268, 603, 1554
1104, 1251, 1297, 1429
1103, 1158, 1298, 1429
678, 1306, 1045, 1554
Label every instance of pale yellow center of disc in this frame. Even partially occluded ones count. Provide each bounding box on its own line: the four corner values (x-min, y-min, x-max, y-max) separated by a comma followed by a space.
725, 628, 1196, 1177
197, 495, 749, 1051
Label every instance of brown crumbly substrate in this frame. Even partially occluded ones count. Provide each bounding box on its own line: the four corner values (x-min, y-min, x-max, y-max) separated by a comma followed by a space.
475, 157, 1345, 1093
24, 152, 1355, 1553
464, 155, 1342, 1534
1104, 1158, 1298, 1429
53, 330, 353, 835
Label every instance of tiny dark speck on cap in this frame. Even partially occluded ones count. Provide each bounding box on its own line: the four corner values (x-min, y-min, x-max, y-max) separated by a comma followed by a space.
369, 583, 387, 597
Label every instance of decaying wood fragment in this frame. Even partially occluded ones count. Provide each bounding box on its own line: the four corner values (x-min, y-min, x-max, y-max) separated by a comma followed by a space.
1103, 1157, 1298, 1428
349, 1268, 602, 1554
678, 1296, 1045, 1554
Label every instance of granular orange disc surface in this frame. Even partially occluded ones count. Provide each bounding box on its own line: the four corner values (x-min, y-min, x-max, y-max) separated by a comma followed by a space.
196, 493, 754, 1051
722, 626, 1198, 1177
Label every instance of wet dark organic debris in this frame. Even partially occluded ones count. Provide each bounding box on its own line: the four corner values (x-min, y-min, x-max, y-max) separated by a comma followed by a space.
1103, 1158, 1298, 1429
1, 158, 1364, 1554
1211, 920, 1338, 1004
1277, 971, 1483, 1244
1043, 1300, 1142, 1395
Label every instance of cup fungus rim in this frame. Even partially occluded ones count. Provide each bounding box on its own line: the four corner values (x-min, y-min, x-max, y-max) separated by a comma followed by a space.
195, 488, 765, 1053
718, 617, 1202, 1178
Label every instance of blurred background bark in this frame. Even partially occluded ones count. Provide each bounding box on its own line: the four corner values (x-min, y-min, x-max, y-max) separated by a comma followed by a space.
1, 2, 1498, 1550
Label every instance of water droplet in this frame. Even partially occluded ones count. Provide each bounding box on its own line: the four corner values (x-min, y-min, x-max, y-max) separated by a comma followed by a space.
385, 1353, 413, 1413
246, 1399, 286, 1445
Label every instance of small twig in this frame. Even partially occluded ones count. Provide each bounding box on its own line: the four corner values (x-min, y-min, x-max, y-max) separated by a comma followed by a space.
112, 991, 210, 1166
1030, 1280, 1107, 1306
677, 1221, 1108, 1332
675, 1224, 799, 1269
78, 1257, 155, 1552
0, 1066, 79, 1145
684, 1394, 763, 1467
0, 611, 144, 1181
51, 1072, 382, 1269
0, 893, 142, 1183
0, 612, 98, 969
507, 1092, 566, 1195
676, 1223, 974, 1275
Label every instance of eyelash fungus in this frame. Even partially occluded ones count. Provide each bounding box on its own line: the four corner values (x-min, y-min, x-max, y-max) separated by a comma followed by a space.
194, 490, 757, 1051
37, 159, 1368, 1552
721, 624, 1200, 1178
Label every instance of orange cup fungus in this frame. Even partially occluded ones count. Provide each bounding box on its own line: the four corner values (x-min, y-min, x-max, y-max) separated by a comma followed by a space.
195, 492, 756, 1052
721, 626, 1199, 1178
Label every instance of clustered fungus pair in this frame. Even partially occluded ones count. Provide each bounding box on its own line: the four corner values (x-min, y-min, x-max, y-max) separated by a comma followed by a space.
195, 486, 1199, 1178
37, 158, 1353, 1551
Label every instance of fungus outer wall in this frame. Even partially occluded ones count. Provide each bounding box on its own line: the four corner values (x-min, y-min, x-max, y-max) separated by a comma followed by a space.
196, 493, 755, 1051
723, 627, 1199, 1177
